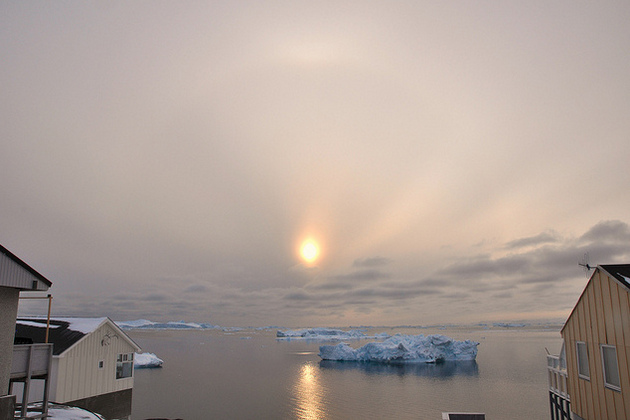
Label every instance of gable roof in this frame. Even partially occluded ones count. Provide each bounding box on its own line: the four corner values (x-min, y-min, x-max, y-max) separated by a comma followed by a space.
0, 243, 52, 290
15, 317, 140, 355
600, 264, 630, 290
561, 264, 630, 334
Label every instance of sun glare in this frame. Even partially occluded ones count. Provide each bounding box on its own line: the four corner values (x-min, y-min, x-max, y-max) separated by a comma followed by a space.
300, 241, 319, 264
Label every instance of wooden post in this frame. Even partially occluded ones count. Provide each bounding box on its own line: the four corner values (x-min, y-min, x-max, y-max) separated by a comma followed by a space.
45, 294, 52, 344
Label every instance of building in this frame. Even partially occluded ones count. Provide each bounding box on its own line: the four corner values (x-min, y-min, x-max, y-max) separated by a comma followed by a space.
560, 264, 630, 420
14, 317, 140, 417
0, 244, 52, 419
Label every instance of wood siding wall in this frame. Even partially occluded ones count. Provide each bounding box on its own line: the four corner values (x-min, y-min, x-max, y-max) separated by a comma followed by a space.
52, 322, 136, 403
562, 269, 630, 420
0, 252, 47, 290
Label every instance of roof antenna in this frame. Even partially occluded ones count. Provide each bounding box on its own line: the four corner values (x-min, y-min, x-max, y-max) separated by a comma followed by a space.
578, 252, 595, 277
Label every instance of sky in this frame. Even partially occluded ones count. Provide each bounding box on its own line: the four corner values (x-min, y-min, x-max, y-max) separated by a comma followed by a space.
2, 1, 630, 327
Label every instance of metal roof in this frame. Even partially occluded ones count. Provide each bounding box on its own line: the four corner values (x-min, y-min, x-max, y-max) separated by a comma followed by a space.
0, 243, 52, 289
600, 264, 630, 290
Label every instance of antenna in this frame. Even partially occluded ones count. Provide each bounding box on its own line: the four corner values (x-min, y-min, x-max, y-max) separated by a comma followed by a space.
578, 252, 595, 276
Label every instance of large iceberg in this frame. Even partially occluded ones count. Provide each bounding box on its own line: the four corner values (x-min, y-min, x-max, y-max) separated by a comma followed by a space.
319, 334, 479, 363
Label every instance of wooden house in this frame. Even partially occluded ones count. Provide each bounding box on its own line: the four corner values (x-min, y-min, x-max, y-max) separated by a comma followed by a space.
0, 244, 52, 419
561, 264, 630, 420
14, 317, 140, 416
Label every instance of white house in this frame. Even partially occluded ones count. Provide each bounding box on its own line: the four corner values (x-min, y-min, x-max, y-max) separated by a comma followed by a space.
15, 317, 140, 415
0, 244, 52, 419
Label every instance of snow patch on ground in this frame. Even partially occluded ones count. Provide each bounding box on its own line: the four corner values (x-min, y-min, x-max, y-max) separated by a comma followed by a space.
19, 403, 105, 420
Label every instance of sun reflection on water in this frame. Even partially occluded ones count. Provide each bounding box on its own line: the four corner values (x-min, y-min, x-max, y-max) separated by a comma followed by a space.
293, 362, 326, 419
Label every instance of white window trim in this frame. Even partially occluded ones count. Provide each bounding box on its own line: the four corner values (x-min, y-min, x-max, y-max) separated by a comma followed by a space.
116, 352, 134, 380
601, 344, 621, 392
576, 341, 590, 380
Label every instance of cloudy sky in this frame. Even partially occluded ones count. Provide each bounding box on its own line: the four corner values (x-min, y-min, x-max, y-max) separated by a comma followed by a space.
2, 2, 629, 327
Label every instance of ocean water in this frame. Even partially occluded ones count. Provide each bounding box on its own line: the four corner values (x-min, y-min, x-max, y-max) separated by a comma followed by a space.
129, 326, 562, 419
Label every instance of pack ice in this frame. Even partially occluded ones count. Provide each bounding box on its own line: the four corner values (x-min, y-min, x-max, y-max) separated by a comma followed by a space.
318, 334, 478, 363
277, 328, 370, 339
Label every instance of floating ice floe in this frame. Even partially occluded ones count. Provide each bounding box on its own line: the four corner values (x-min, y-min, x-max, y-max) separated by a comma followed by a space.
277, 327, 390, 341
318, 334, 479, 363
134, 352, 163, 368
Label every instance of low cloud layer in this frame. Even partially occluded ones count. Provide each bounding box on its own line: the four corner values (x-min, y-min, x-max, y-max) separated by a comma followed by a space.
17, 220, 630, 327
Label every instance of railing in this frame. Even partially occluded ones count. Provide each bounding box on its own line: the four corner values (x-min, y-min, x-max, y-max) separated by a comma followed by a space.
547, 354, 569, 399
547, 354, 571, 420
10, 344, 53, 419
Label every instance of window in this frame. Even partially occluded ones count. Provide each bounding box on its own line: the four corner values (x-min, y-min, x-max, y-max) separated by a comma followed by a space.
116, 353, 134, 379
576, 341, 590, 379
601, 345, 621, 391
98, 360, 104, 369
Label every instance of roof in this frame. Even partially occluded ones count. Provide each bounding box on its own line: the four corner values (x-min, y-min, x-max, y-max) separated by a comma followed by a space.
15, 317, 140, 355
600, 264, 630, 290
561, 264, 630, 334
0, 243, 52, 290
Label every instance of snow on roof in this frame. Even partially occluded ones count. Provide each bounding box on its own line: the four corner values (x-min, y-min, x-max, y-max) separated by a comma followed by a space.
18, 317, 107, 334
15, 317, 139, 355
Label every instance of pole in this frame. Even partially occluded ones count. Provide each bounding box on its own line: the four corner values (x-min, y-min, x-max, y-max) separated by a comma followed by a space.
45, 294, 52, 344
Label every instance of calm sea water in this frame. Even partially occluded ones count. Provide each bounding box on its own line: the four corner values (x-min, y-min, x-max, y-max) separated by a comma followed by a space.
129, 326, 562, 419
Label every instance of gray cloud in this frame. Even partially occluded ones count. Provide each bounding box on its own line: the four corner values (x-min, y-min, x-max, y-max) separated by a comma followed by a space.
352, 257, 392, 268
329, 269, 390, 282
505, 231, 560, 249
579, 220, 630, 244
184, 284, 209, 293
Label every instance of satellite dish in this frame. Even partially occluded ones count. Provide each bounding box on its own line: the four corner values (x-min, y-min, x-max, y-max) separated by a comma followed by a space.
578, 252, 595, 276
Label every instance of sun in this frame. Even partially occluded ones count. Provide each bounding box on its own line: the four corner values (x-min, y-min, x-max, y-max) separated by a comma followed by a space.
300, 241, 319, 264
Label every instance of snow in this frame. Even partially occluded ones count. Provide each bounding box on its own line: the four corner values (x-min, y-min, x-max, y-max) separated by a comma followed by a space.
19, 403, 104, 420
116, 319, 218, 330
58, 317, 108, 334
15, 320, 62, 329
18, 317, 107, 334
277, 327, 390, 341
318, 334, 479, 363
493, 322, 527, 328
134, 352, 163, 368
277, 328, 367, 339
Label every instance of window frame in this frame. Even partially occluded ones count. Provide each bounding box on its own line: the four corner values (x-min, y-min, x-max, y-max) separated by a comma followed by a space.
576, 341, 590, 380
601, 344, 621, 392
116, 352, 134, 380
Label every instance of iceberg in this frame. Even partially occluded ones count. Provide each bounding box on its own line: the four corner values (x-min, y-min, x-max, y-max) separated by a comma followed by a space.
116, 319, 218, 330
493, 322, 527, 328
134, 352, 163, 368
277, 327, 384, 340
319, 334, 478, 363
